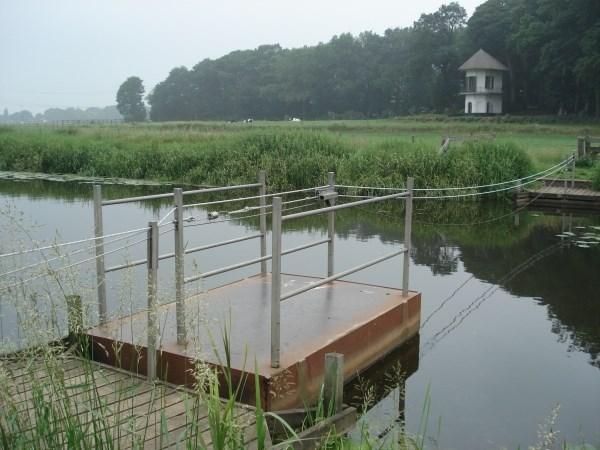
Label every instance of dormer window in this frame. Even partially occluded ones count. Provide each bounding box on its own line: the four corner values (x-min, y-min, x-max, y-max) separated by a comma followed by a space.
485, 76, 494, 90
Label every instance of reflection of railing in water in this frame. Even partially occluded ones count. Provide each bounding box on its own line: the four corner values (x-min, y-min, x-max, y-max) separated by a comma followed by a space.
91, 170, 415, 376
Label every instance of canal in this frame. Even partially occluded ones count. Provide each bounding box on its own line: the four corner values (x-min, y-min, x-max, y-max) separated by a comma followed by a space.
0, 172, 599, 449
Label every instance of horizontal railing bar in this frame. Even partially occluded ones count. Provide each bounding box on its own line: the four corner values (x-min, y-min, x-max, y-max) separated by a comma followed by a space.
184, 233, 263, 255
280, 248, 406, 301
281, 237, 330, 257
105, 251, 174, 273
105, 258, 146, 273
282, 191, 409, 221
185, 255, 271, 283
181, 183, 262, 197
184, 237, 330, 283
105, 233, 264, 273
183, 186, 328, 209
101, 183, 262, 206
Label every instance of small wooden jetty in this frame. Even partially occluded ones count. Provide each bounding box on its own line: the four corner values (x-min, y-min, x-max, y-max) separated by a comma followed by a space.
0, 356, 264, 449
516, 178, 600, 212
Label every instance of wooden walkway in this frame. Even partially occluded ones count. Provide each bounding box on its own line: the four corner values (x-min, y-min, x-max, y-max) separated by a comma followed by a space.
0, 355, 265, 449
517, 184, 600, 211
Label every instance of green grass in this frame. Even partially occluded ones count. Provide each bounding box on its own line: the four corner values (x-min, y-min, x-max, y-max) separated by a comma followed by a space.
0, 118, 550, 192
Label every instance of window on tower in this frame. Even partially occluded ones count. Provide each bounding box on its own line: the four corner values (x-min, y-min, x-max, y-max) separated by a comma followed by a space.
485, 76, 495, 90
466, 76, 476, 92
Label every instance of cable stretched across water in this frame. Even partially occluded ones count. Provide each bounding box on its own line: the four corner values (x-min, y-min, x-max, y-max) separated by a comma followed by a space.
183, 186, 328, 209
340, 158, 570, 202
183, 199, 322, 228
414, 159, 569, 199
0, 229, 156, 279
0, 234, 153, 294
335, 155, 574, 195
0, 226, 151, 260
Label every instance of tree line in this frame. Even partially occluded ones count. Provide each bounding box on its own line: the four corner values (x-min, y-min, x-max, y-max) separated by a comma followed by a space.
140, 0, 599, 121
0, 106, 122, 124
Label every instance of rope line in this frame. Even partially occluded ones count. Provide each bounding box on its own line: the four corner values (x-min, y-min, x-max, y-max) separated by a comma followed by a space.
222, 196, 317, 215
0, 235, 150, 294
183, 186, 328, 209
414, 156, 573, 192
158, 208, 176, 226
335, 155, 574, 194
414, 160, 569, 199
0, 230, 156, 279
183, 199, 322, 228
0, 226, 150, 260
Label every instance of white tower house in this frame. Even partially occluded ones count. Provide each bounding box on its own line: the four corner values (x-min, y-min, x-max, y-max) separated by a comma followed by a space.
459, 49, 509, 114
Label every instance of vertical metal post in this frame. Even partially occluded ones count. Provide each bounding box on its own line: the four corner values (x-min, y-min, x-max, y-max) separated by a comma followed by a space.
402, 177, 414, 297
571, 153, 576, 188
93, 185, 107, 323
327, 172, 336, 277
259, 171, 267, 274
563, 164, 568, 200
324, 353, 344, 414
174, 188, 186, 344
270, 197, 282, 369
147, 221, 159, 381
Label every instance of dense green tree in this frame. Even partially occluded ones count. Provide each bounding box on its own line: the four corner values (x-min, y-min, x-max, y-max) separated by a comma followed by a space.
146, 1, 600, 120
116, 76, 146, 122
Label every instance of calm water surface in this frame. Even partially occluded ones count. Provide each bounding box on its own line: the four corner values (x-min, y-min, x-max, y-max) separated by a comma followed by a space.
0, 173, 598, 449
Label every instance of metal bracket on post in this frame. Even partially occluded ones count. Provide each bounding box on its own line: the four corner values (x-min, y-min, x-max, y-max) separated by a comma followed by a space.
93, 185, 107, 324
326, 172, 336, 277
259, 171, 267, 275
174, 188, 186, 344
402, 177, 414, 297
270, 197, 282, 369
147, 221, 159, 381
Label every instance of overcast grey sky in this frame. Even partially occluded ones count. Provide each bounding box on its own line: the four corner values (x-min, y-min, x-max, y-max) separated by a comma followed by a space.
0, 0, 483, 113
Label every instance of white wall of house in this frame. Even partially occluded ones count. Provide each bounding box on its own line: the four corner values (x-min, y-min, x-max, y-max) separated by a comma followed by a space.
463, 69, 504, 114
464, 94, 503, 114
465, 70, 503, 92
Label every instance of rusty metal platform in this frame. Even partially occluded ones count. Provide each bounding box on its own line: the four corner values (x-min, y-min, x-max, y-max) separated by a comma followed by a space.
86, 273, 421, 411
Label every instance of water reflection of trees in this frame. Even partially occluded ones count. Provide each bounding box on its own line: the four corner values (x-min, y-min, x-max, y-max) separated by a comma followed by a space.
459, 224, 600, 369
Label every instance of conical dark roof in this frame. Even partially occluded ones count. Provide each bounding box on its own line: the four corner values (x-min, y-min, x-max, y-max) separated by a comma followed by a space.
459, 49, 508, 71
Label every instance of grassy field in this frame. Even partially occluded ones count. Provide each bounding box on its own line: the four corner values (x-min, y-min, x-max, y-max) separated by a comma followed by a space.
1, 116, 598, 189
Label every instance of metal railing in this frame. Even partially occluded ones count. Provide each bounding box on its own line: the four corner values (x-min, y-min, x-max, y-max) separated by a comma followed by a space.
268, 175, 414, 368
91, 171, 414, 377
92, 176, 266, 345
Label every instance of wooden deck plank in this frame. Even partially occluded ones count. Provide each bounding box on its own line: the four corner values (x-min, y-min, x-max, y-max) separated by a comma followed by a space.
0, 357, 259, 449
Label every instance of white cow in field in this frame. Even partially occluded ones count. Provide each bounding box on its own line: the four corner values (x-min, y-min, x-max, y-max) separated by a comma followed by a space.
291, 117, 301, 122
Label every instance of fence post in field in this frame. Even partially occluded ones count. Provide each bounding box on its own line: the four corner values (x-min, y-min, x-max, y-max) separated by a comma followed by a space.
93, 185, 107, 323
174, 188, 186, 344
147, 221, 159, 381
577, 137, 586, 159
270, 197, 282, 369
259, 170, 268, 275
402, 177, 414, 297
